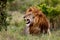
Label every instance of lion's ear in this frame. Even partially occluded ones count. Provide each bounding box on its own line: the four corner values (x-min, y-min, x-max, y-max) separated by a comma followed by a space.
26, 8, 32, 13
38, 11, 43, 17
29, 8, 32, 12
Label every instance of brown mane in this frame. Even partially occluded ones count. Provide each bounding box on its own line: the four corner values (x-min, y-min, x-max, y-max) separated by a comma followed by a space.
24, 6, 51, 35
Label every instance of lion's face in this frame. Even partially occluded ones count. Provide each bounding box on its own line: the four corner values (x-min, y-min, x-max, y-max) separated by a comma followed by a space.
24, 12, 34, 26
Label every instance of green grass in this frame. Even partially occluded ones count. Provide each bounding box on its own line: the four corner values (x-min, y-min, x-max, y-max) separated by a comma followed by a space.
0, 13, 60, 40
8, 21, 60, 40
0, 20, 60, 40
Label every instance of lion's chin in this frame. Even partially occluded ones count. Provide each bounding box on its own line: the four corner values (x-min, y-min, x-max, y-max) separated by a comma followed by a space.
26, 23, 31, 27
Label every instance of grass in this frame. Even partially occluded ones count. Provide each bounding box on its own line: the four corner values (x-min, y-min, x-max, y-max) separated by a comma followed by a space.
0, 12, 60, 40
0, 20, 60, 40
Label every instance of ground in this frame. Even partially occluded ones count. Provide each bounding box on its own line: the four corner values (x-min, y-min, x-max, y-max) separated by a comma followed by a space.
0, 11, 60, 40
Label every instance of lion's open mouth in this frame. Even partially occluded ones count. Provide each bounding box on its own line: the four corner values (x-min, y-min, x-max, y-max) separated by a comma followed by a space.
26, 19, 30, 24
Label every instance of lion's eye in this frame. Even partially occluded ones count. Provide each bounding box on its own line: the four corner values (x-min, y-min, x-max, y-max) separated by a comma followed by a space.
23, 16, 26, 18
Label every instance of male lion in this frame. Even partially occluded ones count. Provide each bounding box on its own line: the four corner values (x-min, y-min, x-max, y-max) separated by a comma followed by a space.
23, 6, 51, 35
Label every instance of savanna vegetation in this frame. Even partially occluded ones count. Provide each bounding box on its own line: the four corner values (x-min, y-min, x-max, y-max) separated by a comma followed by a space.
0, 0, 60, 40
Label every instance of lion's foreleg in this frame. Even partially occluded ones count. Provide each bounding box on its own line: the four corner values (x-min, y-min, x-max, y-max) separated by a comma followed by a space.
47, 28, 51, 36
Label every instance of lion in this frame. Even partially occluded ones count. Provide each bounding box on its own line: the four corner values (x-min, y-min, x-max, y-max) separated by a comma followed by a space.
23, 6, 51, 35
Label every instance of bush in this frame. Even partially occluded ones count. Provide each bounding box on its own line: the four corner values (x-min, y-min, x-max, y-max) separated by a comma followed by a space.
37, 4, 60, 30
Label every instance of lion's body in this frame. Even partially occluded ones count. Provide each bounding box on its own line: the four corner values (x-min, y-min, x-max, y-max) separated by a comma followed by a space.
24, 6, 50, 35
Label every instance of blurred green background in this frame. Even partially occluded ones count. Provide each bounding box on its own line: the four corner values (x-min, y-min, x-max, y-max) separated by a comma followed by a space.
0, 0, 60, 40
